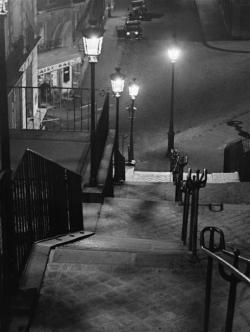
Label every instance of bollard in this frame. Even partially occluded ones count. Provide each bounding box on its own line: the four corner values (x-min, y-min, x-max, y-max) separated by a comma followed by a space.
186, 169, 207, 257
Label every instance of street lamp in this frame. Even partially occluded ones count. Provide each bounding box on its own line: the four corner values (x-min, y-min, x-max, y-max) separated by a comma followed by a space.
82, 27, 104, 186
110, 67, 125, 182
0, 0, 11, 171
166, 46, 180, 156
128, 78, 139, 165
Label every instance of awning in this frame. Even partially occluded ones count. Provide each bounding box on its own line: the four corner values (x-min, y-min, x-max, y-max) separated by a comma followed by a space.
38, 47, 82, 75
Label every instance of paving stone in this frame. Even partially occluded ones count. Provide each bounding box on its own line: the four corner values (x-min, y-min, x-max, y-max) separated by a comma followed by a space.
30, 176, 250, 332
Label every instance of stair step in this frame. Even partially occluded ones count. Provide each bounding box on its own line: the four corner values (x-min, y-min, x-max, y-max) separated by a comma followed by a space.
90, 197, 250, 252
68, 235, 185, 253
53, 235, 197, 269
126, 168, 239, 183
115, 181, 250, 204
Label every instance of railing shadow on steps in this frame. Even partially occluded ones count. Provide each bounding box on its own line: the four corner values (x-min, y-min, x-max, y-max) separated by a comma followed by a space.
200, 227, 250, 332
0, 148, 84, 330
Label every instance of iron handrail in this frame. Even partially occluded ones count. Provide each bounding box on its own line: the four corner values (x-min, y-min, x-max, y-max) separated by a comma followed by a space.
14, 148, 68, 173
200, 226, 250, 332
222, 248, 250, 264
201, 246, 250, 284
8, 85, 107, 93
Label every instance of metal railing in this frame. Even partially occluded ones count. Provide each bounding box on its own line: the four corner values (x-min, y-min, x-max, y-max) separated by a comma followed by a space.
12, 149, 84, 274
170, 149, 188, 203
181, 168, 208, 257
200, 227, 250, 332
0, 149, 84, 330
8, 86, 106, 132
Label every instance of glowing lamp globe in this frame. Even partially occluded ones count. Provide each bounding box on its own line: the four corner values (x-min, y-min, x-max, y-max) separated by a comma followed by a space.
128, 79, 139, 100
110, 67, 125, 97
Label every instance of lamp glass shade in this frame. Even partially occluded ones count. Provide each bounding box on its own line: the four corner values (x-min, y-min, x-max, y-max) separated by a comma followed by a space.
129, 82, 139, 99
0, 0, 8, 14
82, 35, 103, 57
110, 68, 125, 96
167, 47, 180, 63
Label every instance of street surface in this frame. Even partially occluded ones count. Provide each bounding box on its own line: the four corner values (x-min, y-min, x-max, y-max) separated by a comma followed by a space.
82, 0, 250, 172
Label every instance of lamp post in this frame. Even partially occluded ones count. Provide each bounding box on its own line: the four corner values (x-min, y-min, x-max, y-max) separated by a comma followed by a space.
166, 46, 180, 157
0, 0, 11, 171
82, 27, 103, 186
110, 67, 125, 182
128, 78, 139, 165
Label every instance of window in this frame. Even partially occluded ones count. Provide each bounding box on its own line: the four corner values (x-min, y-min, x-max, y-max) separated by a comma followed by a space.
63, 66, 70, 83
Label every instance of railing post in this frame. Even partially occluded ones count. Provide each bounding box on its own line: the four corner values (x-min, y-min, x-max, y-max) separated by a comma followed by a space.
181, 168, 192, 245
169, 148, 179, 172
200, 227, 226, 332
175, 155, 188, 203
219, 249, 241, 332
187, 169, 207, 256
201, 227, 250, 332
202, 227, 215, 332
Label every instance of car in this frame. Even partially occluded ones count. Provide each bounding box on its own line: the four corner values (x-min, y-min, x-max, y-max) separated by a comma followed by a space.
130, 0, 149, 20
116, 20, 143, 40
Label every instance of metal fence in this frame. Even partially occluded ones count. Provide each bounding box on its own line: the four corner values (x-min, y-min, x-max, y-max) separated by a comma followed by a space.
8, 86, 106, 132
200, 227, 250, 332
0, 149, 84, 330
224, 138, 250, 181
12, 149, 83, 274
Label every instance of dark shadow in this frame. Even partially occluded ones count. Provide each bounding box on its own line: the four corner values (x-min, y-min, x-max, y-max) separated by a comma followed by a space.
193, 0, 250, 53
227, 120, 250, 139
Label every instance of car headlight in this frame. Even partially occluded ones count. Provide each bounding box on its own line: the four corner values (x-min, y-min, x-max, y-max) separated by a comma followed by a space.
126, 32, 130, 35
135, 31, 138, 35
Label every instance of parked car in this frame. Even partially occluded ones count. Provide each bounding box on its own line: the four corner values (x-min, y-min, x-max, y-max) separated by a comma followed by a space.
116, 20, 143, 40
130, 0, 149, 20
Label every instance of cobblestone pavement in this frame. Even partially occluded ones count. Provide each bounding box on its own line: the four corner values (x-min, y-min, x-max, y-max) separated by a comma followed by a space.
30, 253, 249, 332
115, 181, 250, 204
30, 184, 250, 332
95, 197, 250, 253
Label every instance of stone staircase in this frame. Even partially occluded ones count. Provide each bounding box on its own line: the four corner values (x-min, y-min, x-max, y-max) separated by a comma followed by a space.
125, 167, 240, 183
29, 170, 250, 332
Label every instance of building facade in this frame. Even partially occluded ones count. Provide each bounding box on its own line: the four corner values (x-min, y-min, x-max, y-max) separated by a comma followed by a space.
36, 0, 92, 93
6, 0, 40, 129
6, 0, 109, 130
218, 0, 250, 38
